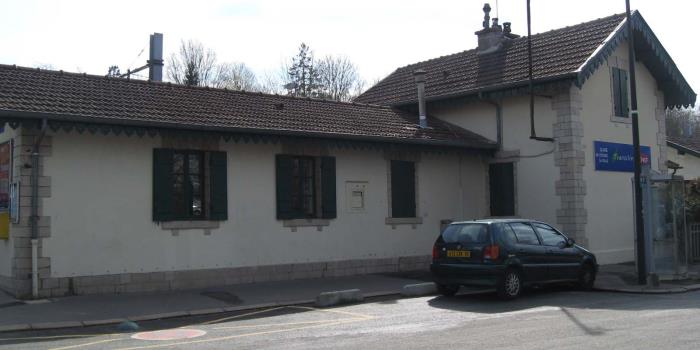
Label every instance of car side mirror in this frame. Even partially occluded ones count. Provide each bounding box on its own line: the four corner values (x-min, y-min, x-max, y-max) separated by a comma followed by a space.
566, 238, 575, 247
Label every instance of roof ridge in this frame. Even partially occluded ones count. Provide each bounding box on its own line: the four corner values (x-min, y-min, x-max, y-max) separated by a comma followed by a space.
394, 12, 626, 72
0, 63, 394, 110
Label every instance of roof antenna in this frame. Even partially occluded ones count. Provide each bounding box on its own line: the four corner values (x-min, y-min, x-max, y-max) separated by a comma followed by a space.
527, 0, 554, 142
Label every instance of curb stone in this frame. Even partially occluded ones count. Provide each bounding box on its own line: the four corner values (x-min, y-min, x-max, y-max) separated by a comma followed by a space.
0, 324, 31, 332
128, 311, 189, 322
31, 321, 83, 330
187, 308, 226, 316
315, 289, 364, 307
81, 318, 127, 327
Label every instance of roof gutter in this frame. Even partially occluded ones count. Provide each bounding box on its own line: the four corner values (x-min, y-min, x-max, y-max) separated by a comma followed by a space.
0, 110, 497, 152
392, 74, 578, 107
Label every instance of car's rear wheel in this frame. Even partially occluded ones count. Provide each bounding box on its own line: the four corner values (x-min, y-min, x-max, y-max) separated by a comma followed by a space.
436, 284, 459, 297
577, 263, 596, 291
497, 269, 522, 300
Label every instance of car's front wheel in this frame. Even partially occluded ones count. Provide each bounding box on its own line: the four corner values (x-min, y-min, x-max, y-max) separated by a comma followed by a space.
436, 284, 459, 297
498, 269, 522, 300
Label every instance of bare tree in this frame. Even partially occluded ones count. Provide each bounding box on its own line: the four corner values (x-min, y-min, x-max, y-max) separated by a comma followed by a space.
258, 69, 286, 94
167, 40, 218, 87
666, 107, 700, 138
316, 55, 362, 102
213, 62, 258, 91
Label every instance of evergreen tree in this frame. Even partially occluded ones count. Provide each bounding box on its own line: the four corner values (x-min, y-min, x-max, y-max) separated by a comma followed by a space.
285, 43, 322, 97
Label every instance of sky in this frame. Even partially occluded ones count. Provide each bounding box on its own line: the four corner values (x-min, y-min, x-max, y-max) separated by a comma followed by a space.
1, 0, 698, 96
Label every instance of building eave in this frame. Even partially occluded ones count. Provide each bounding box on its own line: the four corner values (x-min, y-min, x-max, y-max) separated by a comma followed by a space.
0, 109, 498, 152
575, 11, 696, 108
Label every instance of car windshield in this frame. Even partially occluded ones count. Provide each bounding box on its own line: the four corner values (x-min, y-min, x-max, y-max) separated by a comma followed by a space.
441, 224, 489, 244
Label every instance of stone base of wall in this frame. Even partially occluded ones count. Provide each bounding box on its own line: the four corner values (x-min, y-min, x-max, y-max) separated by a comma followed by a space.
24, 255, 431, 298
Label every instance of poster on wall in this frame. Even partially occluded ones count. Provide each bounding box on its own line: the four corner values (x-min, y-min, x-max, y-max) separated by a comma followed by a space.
594, 140, 651, 172
0, 141, 9, 239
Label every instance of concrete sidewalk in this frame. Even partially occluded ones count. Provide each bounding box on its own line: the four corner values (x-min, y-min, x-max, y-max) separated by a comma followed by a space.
0, 273, 433, 332
594, 263, 700, 294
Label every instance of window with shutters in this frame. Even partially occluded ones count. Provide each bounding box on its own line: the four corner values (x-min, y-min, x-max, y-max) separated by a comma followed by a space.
389, 160, 417, 218
153, 148, 228, 222
276, 155, 336, 221
611, 67, 629, 118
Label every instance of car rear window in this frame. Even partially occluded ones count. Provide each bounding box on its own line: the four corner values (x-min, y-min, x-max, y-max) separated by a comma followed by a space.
441, 224, 489, 244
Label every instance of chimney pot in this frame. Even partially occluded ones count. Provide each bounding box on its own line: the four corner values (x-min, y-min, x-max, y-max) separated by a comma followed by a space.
482, 3, 491, 29
414, 70, 428, 129
475, 3, 506, 54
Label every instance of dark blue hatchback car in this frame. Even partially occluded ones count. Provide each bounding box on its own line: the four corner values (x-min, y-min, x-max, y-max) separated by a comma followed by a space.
430, 219, 598, 299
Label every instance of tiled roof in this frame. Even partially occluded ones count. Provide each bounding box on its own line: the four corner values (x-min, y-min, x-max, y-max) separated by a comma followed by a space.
668, 135, 700, 157
356, 13, 626, 105
0, 64, 496, 150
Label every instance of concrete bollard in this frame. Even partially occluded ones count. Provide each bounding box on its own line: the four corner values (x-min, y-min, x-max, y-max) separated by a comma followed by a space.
401, 282, 437, 297
315, 289, 364, 307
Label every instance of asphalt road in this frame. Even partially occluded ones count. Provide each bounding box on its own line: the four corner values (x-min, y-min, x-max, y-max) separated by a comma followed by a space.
1, 287, 700, 350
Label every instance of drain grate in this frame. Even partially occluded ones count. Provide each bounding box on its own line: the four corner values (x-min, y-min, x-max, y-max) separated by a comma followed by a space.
200, 290, 242, 304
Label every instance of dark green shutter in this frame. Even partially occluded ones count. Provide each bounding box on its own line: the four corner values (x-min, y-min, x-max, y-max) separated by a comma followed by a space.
612, 68, 622, 117
620, 69, 629, 117
321, 156, 336, 219
276, 154, 295, 220
153, 148, 174, 222
390, 160, 416, 218
209, 151, 228, 220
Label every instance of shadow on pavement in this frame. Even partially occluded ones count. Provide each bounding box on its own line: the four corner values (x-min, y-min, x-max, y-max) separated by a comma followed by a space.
427, 284, 700, 315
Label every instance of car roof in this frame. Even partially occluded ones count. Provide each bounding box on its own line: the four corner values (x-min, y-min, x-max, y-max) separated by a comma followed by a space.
449, 218, 544, 225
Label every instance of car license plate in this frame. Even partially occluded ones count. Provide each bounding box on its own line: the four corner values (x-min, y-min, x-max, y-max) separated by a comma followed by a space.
447, 250, 470, 258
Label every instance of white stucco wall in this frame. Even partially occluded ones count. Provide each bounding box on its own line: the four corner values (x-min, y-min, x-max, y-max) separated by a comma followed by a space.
42, 131, 487, 277
667, 146, 700, 180
580, 41, 665, 264
431, 95, 559, 226
0, 125, 16, 277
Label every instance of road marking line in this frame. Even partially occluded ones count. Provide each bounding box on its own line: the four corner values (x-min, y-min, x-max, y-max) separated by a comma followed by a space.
288, 305, 375, 319
211, 318, 363, 330
199, 306, 288, 325
113, 318, 366, 350
49, 338, 122, 350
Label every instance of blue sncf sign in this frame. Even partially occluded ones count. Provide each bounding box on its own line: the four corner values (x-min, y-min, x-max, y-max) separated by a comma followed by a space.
594, 141, 651, 172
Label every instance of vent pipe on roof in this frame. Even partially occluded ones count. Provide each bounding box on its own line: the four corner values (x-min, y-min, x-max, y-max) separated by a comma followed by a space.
148, 33, 163, 82
414, 70, 428, 129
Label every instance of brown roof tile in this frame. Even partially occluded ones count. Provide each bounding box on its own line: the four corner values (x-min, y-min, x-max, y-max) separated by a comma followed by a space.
0, 65, 496, 149
355, 14, 627, 105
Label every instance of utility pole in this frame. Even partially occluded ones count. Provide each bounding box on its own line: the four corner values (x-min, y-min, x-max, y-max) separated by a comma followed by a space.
626, 0, 646, 285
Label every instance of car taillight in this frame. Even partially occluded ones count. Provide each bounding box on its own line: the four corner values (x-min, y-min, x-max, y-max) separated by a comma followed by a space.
432, 245, 439, 260
483, 245, 500, 261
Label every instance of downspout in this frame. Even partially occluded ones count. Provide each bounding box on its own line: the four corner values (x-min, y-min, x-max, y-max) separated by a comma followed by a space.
526, 0, 554, 143
30, 118, 48, 299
